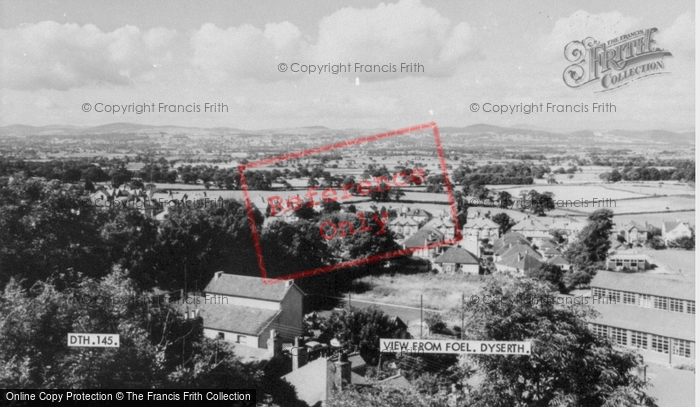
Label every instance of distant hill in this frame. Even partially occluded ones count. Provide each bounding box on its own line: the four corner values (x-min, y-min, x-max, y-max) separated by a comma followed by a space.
0, 122, 693, 146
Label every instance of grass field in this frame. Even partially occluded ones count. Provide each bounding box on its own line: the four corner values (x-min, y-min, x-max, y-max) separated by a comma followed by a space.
638, 248, 696, 275
350, 273, 485, 311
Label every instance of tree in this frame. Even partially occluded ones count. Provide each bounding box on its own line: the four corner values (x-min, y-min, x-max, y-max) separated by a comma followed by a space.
496, 191, 513, 209
465, 274, 656, 407
669, 235, 695, 250
0, 271, 254, 390
526, 262, 567, 293
564, 209, 614, 272
492, 213, 514, 236
318, 306, 408, 366
527, 190, 555, 216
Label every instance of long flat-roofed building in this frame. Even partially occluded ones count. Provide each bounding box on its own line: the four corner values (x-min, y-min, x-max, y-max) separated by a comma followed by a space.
589, 271, 695, 366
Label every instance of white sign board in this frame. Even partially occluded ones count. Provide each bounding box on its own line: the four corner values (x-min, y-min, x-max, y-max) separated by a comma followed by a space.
380, 339, 530, 355
67, 333, 120, 348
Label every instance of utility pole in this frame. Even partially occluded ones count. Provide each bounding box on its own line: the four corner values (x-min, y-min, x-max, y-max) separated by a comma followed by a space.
420, 295, 423, 339
461, 293, 465, 340
348, 293, 351, 308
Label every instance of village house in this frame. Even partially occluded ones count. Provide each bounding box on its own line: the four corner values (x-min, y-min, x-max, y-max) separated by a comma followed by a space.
424, 215, 456, 240
389, 216, 420, 239
434, 246, 480, 275
510, 216, 551, 243
283, 351, 411, 407
196, 273, 304, 352
616, 221, 651, 245
462, 216, 499, 242
403, 226, 446, 260
547, 255, 571, 271
662, 220, 693, 245
589, 271, 695, 366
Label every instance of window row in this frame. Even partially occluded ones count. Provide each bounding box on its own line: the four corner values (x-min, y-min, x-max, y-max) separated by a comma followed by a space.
590, 324, 692, 358
592, 288, 694, 314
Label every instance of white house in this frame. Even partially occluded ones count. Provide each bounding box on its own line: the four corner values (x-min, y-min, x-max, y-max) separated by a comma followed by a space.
197, 272, 304, 349
662, 220, 693, 245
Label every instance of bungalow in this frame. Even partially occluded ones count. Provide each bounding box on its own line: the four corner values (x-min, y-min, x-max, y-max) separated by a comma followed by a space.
198, 272, 304, 348
495, 252, 544, 274
662, 220, 693, 245
434, 246, 480, 275
605, 252, 652, 271
547, 255, 571, 271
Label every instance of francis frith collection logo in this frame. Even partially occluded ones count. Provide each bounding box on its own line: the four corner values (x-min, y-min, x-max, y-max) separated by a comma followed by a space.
563, 28, 672, 92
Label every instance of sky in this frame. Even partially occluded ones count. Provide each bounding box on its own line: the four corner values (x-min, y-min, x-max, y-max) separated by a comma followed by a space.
0, 0, 694, 131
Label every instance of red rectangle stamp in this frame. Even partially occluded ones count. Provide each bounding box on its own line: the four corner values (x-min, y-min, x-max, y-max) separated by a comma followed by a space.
239, 122, 461, 284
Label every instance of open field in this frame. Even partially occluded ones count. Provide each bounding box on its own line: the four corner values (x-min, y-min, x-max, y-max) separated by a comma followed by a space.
495, 184, 649, 201
638, 248, 696, 275
350, 273, 485, 311
558, 196, 695, 215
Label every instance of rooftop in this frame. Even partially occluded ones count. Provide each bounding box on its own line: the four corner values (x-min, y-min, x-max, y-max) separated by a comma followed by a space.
590, 271, 694, 301
434, 246, 479, 265
204, 272, 297, 302
591, 303, 694, 341
195, 299, 281, 336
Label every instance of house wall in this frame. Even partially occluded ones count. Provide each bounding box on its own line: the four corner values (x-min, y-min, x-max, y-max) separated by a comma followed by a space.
205, 293, 281, 310
203, 328, 260, 348
274, 287, 304, 342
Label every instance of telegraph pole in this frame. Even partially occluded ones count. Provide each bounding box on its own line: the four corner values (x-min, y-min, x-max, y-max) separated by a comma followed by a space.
461, 293, 465, 340
420, 295, 423, 339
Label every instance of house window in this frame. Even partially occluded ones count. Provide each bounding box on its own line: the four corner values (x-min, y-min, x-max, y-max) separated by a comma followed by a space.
217, 332, 225, 340
630, 331, 647, 349
669, 298, 684, 313
237, 335, 246, 344
622, 292, 635, 305
653, 296, 668, 311
687, 301, 695, 314
591, 324, 608, 339
592, 288, 605, 299
610, 327, 627, 346
650, 335, 669, 354
639, 295, 652, 308
672, 339, 692, 358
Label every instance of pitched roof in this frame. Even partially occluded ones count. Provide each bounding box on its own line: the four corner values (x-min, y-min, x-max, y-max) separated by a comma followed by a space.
591, 303, 694, 341
409, 208, 432, 218
425, 217, 455, 229
464, 217, 499, 229
282, 358, 330, 406
390, 216, 419, 226
197, 301, 281, 336
663, 220, 692, 232
204, 273, 298, 302
619, 221, 650, 232
434, 246, 479, 265
538, 240, 557, 249
499, 244, 541, 260
543, 248, 562, 255
497, 253, 543, 271
590, 271, 694, 301
403, 227, 445, 248
511, 217, 549, 232
547, 255, 570, 266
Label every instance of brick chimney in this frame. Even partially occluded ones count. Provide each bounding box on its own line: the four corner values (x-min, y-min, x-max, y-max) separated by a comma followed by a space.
292, 336, 307, 370
333, 352, 352, 390
267, 329, 282, 358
